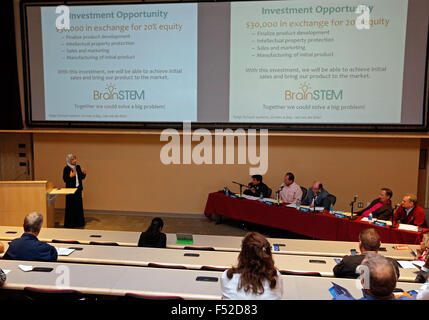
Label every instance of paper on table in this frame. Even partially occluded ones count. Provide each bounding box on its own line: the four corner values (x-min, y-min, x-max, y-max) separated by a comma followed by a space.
286, 203, 296, 208
397, 260, 419, 269
315, 207, 325, 211
412, 261, 425, 267
18, 265, 33, 272
56, 248, 75, 256
398, 224, 419, 232
2, 270, 11, 275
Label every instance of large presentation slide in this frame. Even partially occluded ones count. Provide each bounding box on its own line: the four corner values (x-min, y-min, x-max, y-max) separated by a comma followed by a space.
24, 0, 429, 126
229, 0, 408, 123
40, 4, 197, 122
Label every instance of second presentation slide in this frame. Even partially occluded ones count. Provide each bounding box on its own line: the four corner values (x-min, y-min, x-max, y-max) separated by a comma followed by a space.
229, 0, 408, 124
41, 3, 197, 122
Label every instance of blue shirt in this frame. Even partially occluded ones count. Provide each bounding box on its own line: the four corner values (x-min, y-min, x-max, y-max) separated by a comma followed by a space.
334, 289, 415, 300
3, 233, 58, 262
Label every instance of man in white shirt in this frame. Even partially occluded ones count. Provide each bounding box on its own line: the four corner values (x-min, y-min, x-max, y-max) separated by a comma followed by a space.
279, 172, 303, 204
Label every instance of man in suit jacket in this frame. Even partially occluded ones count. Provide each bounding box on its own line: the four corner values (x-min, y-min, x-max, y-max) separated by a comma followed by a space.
3, 212, 58, 262
356, 188, 393, 221
394, 194, 427, 228
333, 228, 400, 279
301, 181, 331, 210
334, 253, 412, 300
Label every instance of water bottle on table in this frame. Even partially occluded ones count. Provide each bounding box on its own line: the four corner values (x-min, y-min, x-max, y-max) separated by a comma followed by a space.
368, 212, 373, 223
296, 199, 301, 211
329, 203, 334, 214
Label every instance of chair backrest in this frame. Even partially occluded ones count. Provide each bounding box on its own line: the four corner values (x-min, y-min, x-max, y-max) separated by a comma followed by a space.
123, 293, 183, 301
184, 246, 215, 251
52, 239, 80, 244
279, 270, 322, 277
88, 241, 119, 246
327, 194, 337, 206
300, 187, 308, 201
24, 287, 83, 301
147, 263, 187, 270
266, 188, 272, 198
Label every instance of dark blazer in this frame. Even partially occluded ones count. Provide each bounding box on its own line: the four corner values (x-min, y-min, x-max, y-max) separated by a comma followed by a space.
394, 205, 427, 227
243, 182, 271, 198
415, 269, 429, 283
63, 165, 86, 191
0, 268, 5, 287
3, 233, 58, 262
356, 198, 393, 221
333, 254, 400, 279
138, 232, 166, 248
301, 187, 331, 210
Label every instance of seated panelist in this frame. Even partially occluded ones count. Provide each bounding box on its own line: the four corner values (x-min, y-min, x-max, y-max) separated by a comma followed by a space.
279, 172, 302, 204
356, 188, 393, 221
243, 175, 271, 198
393, 194, 427, 227
301, 181, 331, 210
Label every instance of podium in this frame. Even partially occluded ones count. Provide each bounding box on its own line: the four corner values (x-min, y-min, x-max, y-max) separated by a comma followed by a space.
0, 181, 76, 227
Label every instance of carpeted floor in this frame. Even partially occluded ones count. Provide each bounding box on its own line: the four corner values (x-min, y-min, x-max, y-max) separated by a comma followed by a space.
54, 210, 311, 239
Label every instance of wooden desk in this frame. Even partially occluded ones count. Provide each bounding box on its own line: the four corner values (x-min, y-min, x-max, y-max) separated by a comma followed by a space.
0, 241, 420, 283
0, 226, 419, 260
0, 260, 422, 300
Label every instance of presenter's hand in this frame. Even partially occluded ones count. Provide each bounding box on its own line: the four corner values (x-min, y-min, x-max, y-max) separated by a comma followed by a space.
82, 168, 87, 175
70, 171, 77, 178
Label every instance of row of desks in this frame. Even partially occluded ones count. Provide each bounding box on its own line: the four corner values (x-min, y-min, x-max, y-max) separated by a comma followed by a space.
0, 226, 420, 260
0, 241, 420, 283
0, 260, 422, 300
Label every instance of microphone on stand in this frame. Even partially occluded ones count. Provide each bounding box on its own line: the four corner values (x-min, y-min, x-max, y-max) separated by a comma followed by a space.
390, 204, 399, 228
349, 195, 358, 221
232, 181, 249, 197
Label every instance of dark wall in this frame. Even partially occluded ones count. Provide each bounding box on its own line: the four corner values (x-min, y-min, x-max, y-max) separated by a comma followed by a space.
2, 0, 23, 129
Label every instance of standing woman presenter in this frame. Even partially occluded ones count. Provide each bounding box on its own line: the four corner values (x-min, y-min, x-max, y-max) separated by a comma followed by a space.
63, 154, 87, 228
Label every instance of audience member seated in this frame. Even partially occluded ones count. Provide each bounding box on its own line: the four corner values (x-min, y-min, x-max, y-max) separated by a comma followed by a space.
279, 172, 302, 204
221, 232, 283, 300
301, 181, 331, 210
3, 212, 58, 262
243, 175, 271, 198
417, 232, 429, 262
0, 268, 5, 287
334, 253, 413, 300
356, 188, 393, 220
415, 250, 429, 283
138, 217, 166, 248
416, 255, 429, 300
333, 228, 400, 279
394, 194, 427, 227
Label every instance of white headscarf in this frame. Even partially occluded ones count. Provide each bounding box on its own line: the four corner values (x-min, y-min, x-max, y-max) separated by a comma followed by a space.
66, 154, 77, 172
66, 154, 79, 187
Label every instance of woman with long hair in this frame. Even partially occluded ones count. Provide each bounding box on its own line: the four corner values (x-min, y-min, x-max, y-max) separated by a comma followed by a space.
138, 217, 166, 248
221, 232, 283, 299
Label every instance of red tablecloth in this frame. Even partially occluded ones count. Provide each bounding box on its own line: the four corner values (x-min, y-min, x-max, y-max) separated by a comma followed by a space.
204, 192, 428, 245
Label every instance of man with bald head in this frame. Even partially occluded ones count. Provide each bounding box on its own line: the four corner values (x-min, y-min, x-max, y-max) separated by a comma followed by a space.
394, 194, 427, 227
3, 212, 58, 261
301, 181, 331, 210
334, 253, 413, 300
333, 228, 400, 279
